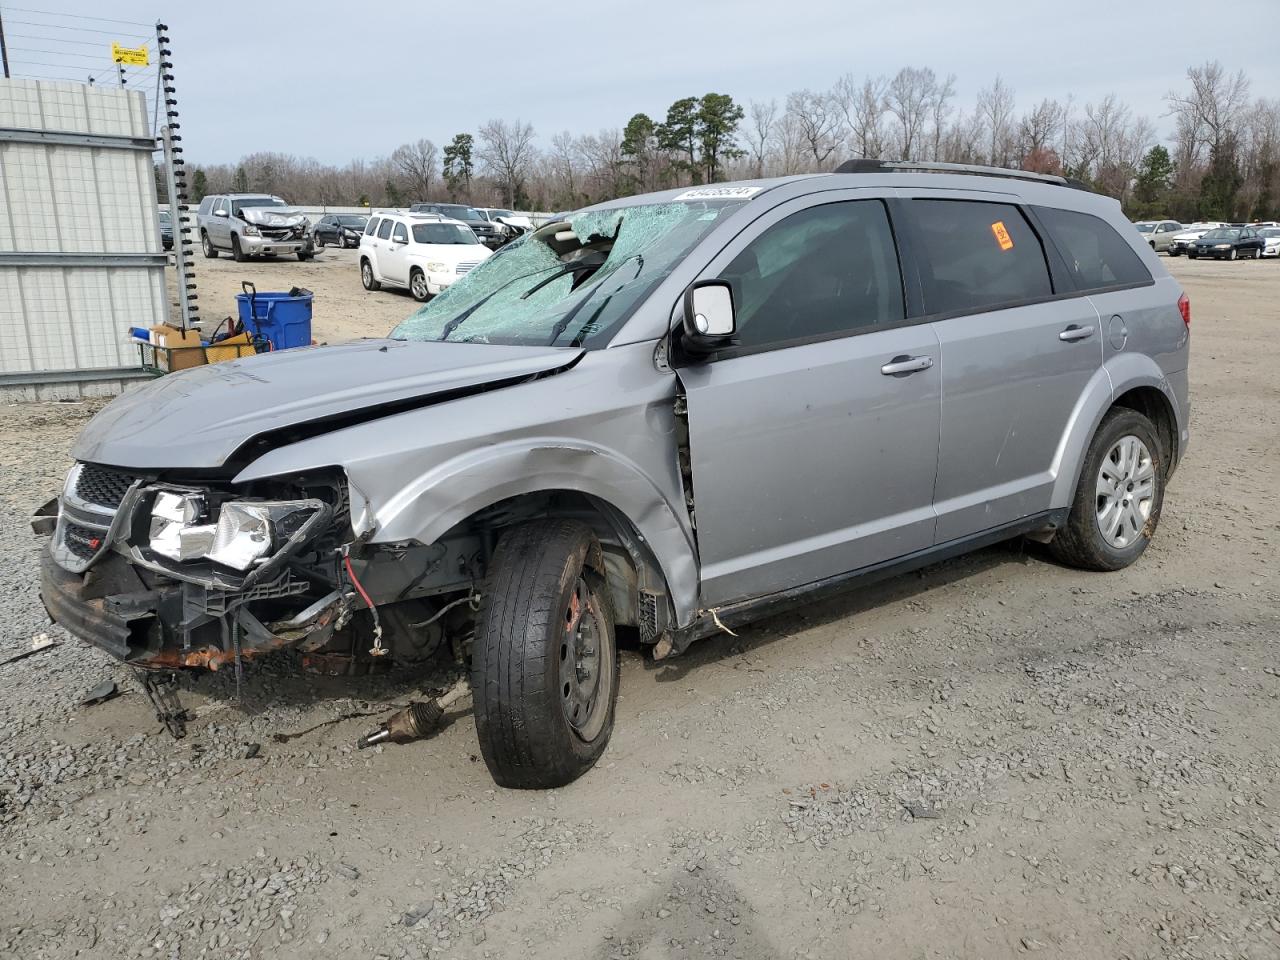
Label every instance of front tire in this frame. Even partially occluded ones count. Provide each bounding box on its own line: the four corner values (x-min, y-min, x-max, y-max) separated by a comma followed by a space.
1227, 248, 1237, 261
360, 258, 380, 291
201, 232, 218, 259
1050, 408, 1164, 572
231, 235, 247, 262
314, 233, 326, 248
472, 520, 619, 789
409, 268, 431, 302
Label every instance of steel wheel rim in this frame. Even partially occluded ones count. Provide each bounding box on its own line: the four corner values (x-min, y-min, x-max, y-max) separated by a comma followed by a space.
1095, 434, 1156, 549
411, 273, 428, 299
558, 577, 611, 742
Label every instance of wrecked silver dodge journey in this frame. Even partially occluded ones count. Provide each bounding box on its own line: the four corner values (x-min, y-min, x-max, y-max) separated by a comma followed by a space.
36, 163, 1190, 788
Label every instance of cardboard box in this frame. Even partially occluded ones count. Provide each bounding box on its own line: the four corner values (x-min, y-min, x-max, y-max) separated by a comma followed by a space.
149, 324, 206, 372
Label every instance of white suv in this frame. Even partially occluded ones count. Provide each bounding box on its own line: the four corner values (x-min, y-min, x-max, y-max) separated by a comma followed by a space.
359, 213, 492, 301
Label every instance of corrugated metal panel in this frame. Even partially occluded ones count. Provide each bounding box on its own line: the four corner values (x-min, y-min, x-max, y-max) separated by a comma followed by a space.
0, 80, 166, 400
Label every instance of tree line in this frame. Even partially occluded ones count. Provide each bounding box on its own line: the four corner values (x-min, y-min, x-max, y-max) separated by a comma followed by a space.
180, 61, 1279, 222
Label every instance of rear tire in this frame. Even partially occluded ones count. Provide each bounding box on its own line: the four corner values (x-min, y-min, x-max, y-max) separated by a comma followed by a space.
201, 232, 218, 259
232, 236, 247, 262
360, 258, 380, 291
1050, 408, 1164, 572
472, 520, 619, 789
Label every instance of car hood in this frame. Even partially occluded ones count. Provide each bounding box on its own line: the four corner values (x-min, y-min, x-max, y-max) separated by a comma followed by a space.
73, 339, 582, 471
239, 206, 308, 228
412, 244, 492, 263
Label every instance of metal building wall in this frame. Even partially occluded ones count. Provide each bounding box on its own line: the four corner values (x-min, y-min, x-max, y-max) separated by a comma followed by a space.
0, 80, 167, 401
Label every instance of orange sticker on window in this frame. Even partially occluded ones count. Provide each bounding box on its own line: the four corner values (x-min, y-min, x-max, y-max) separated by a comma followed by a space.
991, 221, 1014, 251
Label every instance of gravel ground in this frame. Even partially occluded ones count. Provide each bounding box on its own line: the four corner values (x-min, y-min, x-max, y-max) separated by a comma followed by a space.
3, 255, 1280, 960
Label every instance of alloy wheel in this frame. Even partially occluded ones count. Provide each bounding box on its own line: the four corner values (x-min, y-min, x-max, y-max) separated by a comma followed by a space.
1095, 435, 1156, 549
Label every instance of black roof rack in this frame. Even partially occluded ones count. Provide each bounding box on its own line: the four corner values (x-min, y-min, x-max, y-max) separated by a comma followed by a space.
834, 159, 1089, 190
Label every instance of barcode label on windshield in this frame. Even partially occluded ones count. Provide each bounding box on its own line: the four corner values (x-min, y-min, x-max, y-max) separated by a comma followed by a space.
673, 186, 763, 201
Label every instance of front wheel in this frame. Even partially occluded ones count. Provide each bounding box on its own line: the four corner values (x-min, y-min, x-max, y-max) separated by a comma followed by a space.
472, 520, 619, 789
201, 232, 218, 259
360, 259, 380, 291
231, 236, 247, 262
1050, 408, 1164, 572
1227, 248, 1237, 261
409, 268, 431, 302
314, 233, 326, 248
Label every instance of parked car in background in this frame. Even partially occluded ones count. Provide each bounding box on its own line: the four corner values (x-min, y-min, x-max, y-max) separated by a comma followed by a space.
409, 203, 504, 249
197, 194, 314, 262
1258, 226, 1280, 258
359, 212, 492, 300
158, 210, 174, 251
1167, 222, 1228, 256
1132, 220, 1183, 252
39, 162, 1189, 789
1187, 226, 1266, 260
313, 214, 369, 248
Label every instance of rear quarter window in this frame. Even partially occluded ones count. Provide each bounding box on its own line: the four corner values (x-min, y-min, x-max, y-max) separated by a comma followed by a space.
365, 217, 381, 236
905, 200, 1053, 316
1037, 207, 1152, 292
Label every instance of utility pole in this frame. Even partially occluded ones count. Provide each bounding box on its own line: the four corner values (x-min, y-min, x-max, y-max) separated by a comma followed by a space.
0, 10, 11, 80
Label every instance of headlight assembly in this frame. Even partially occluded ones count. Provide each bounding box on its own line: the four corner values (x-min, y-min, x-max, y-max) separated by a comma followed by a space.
425, 261, 448, 273
149, 495, 320, 571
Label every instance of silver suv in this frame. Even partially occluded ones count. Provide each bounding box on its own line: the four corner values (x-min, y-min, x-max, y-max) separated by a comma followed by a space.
196, 193, 314, 261
37, 163, 1190, 788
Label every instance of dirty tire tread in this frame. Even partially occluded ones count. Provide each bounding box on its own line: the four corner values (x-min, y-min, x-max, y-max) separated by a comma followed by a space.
472, 519, 617, 789
1049, 407, 1164, 572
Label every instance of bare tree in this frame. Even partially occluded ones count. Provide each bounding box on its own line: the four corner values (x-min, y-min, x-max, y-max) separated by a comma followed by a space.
391, 138, 439, 201
477, 118, 538, 207
746, 99, 778, 177
975, 76, 1016, 166
1018, 98, 1068, 162
885, 67, 939, 161
785, 89, 844, 168
1167, 60, 1252, 162
834, 74, 889, 160
928, 72, 957, 160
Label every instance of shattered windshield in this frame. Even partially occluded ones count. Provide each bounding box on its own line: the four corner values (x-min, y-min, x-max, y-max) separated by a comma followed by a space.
391, 199, 745, 348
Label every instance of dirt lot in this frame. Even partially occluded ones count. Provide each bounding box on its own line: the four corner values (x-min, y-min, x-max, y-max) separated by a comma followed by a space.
176, 246, 422, 344
3, 255, 1280, 960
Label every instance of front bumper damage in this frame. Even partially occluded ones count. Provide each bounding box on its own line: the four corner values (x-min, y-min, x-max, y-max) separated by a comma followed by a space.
35, 466, 354, 672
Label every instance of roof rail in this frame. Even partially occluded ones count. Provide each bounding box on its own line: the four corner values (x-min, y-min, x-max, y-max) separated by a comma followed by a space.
834, 158, 1084, 189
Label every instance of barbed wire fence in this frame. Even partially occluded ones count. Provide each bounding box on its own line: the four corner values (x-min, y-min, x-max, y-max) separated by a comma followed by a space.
0, 5, 161, 130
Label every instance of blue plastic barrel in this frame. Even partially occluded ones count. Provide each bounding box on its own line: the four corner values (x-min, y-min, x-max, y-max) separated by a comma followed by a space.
234, 289, 313, 350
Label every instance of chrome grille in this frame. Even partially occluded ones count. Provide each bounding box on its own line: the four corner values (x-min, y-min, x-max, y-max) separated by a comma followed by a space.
456, 261, 480, 276
75, 464, 137, 509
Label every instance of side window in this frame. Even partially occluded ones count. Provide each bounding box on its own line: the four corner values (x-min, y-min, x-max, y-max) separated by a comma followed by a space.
377, 218, 394, 240
365, 217, 380, 236
392, 222, 408, 243
1036, 206, 1152, 291
198, 197, 212, 216
718, 200, 904, 350
905, 200, 1052, 315
214, 198, 229, 216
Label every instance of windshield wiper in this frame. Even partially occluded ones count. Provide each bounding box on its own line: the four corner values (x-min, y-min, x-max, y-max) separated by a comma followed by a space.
436, 263, 569, 341
519, 253, 608, 300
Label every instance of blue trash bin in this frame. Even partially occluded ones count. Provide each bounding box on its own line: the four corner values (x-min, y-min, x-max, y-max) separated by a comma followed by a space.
234, 282, 313, 351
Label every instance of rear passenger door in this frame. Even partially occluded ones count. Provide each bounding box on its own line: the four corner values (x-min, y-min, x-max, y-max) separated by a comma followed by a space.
678, 193, 941, 607
898, 195, 1103, 543
370, 216, 395, 282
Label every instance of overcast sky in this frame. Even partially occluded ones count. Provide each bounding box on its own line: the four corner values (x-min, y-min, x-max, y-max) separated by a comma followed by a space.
5, 1, 1278, 164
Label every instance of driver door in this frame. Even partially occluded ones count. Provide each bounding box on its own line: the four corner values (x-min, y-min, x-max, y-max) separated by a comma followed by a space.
676, 193, 941, 607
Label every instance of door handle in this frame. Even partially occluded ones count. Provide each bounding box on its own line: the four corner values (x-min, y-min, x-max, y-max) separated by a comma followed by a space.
880, 355, 934, 376
1059, 324, 1095, 342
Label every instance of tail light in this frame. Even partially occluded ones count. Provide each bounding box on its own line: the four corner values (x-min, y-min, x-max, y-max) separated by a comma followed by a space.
1177, 292, 1191, 329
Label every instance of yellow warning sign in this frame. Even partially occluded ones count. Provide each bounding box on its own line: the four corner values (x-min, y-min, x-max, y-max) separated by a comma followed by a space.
991, 220, 1014, 251
111, 42, 149, 66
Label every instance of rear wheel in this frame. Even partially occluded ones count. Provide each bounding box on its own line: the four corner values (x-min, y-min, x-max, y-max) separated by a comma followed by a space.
360, 258, 380, 291
201, 231, 218, 259
409, 268, 431, 302
1050, 408, 1164, 572
472, 520, 619, 789
231, 235, 247, 262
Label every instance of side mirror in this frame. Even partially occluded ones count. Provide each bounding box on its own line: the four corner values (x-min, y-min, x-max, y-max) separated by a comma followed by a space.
213, 209, 228, 217
681, 281, 736, 353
